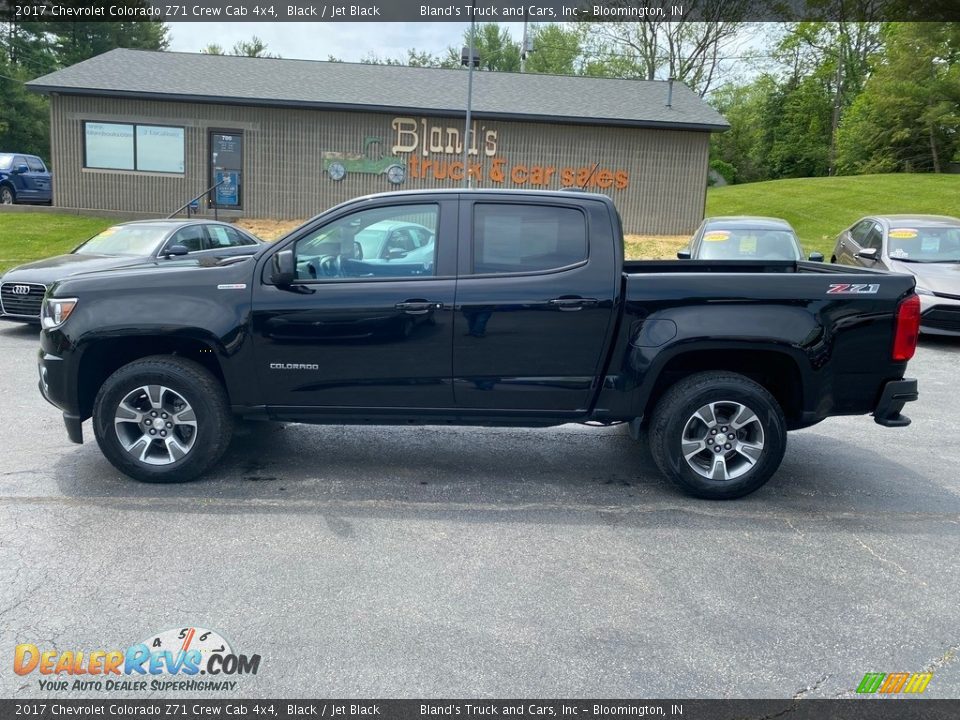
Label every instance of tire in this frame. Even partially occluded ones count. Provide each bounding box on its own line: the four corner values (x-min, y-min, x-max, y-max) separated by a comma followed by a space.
0, 186, 14, 205
648, 372, 786, 500
92, 356, 233, 483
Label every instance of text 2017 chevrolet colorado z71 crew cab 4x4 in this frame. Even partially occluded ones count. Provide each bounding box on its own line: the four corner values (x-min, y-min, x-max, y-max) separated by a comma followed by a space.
38, 190, 920, 499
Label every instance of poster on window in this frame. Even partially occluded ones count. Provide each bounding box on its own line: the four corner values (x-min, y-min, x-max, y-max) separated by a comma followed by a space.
85, 123, 134, 170
215, 170, 240, 206
136, 126, 185, 173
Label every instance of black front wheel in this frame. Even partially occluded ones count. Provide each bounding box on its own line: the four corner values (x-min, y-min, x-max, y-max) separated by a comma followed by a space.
648, 372, 787, 499
92, 356, 233, 483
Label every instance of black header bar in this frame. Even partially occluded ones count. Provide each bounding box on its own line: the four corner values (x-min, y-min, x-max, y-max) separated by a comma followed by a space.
2, 0, 959, 23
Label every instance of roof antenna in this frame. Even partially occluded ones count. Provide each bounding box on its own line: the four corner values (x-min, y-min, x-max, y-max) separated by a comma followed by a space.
579, 162, 601, 190
560, 162, 601, 193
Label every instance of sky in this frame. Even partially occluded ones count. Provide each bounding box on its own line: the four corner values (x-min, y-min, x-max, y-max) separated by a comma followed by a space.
167, 22, 528, 62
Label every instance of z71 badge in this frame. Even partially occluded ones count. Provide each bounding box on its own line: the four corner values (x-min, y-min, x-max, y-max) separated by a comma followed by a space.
827, 283, 880, 294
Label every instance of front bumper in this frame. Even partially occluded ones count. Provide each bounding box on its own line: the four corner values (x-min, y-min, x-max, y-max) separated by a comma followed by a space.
873, 378, 918, 427
38, 344, 84, 444
919, 292, 960, 336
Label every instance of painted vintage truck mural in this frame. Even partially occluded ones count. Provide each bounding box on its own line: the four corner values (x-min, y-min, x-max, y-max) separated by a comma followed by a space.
323, 137, 406, 185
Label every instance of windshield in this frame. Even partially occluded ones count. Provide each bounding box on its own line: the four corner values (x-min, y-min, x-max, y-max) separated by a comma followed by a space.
697, 228, 801, 261
74, 225, 170, 256
354, 227, 388, 258
888, 226, 960, 262
0, 155, 12, 170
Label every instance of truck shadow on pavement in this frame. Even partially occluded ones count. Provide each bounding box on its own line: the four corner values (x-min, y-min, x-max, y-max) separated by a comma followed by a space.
0, 323, 38, 338
51, 420, 960, 530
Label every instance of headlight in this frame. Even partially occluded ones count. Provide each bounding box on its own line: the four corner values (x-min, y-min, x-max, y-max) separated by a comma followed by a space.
41, 297, 78, 329
914, 285, 934, 296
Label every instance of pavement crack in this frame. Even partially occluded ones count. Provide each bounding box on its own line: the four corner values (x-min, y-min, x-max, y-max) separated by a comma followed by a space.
782, 517, 805, 538
793, 673, 830, 699
854, 536, 909, 576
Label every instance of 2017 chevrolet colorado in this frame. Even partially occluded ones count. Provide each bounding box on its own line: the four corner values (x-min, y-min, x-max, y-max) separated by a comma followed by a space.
37, 190, 920, 498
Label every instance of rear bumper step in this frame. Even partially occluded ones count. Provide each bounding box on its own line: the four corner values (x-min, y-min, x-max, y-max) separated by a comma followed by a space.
873, 378, 918, 428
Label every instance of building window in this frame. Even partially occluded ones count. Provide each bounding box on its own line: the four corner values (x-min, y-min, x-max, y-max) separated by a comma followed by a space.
84, 121, 185, 173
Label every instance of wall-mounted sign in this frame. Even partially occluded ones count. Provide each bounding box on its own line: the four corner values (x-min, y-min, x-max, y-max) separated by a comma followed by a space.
322, 118, 631, 191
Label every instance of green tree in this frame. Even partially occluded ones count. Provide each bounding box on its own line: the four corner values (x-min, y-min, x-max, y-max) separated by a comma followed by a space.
775, 20, 883, 174
765, 75, 833, 178
444, 23, 521, 71
200, 36, 278, 58
50, 21, 169, 67
709, 75, 780, 183
579, 17, 748, 95
836, 23, 960, 174
1, 20, 169, 159
230, 36, 278, 58
0, 58, 50, 156
524, 24, 583, 75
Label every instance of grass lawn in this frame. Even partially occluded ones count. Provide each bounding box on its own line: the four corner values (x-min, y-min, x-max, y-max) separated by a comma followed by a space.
706, 173, 960, 258
0, 213, 115, 274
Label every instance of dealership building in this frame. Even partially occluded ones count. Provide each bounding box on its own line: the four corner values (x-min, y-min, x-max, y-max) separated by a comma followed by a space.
27, 48, 728, 234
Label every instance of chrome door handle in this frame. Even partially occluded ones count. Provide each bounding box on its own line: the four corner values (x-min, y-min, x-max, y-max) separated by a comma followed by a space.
395, 301, 440, 315
548, 298, 598, 312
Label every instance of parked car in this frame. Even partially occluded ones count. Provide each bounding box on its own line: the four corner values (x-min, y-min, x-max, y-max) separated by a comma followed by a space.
678, 217, 823, 262
37, 189, 920, 499
0, 153, 52, 205
0, 219, 263, 323
830, 215, 960, 336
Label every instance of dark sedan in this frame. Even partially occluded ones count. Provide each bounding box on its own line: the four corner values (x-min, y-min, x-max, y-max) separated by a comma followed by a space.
831, 214, 960, 336
678, 216, 822, 262
0, 219, 262, 323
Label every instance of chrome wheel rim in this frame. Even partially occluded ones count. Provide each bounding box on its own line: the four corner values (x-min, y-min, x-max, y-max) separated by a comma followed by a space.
681, 401, 765, 481
114, 385, 197, 465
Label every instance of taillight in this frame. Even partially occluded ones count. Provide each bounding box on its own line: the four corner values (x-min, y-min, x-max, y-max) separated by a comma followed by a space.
892, 294, 921, 361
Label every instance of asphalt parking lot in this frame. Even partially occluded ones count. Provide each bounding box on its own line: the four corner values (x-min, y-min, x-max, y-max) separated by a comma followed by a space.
1, 320, 958, 700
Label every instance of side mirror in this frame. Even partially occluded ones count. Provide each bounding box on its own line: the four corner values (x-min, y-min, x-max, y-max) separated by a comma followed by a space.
164, 244, 189, 257
856, 248, 879, 261
677, 249, 691, 260
271, 249, 296, 286
808, 252, 824, 262
15, 164, 29, 174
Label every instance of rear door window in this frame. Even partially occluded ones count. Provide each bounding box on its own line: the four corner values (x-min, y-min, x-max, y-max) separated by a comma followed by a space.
208, 224, 256, 248
471, 204, 587, 274
26, 157, 46, 172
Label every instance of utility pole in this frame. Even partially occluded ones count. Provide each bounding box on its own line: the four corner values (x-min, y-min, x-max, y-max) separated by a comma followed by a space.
520, 10, 528, 73
461, 8, 478, 188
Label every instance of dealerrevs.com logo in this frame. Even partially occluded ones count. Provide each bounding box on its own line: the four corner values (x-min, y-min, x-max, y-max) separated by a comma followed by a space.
14, 627, 261, 692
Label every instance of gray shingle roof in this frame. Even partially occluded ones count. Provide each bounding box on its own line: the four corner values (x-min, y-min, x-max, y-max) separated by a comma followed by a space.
27, 48, 728, 131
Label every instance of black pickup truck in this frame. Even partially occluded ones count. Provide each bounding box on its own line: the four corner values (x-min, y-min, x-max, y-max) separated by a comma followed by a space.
37, 190, 921, 499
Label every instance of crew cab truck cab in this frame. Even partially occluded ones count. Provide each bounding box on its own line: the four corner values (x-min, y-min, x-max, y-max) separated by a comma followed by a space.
37, 190, 921, 499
